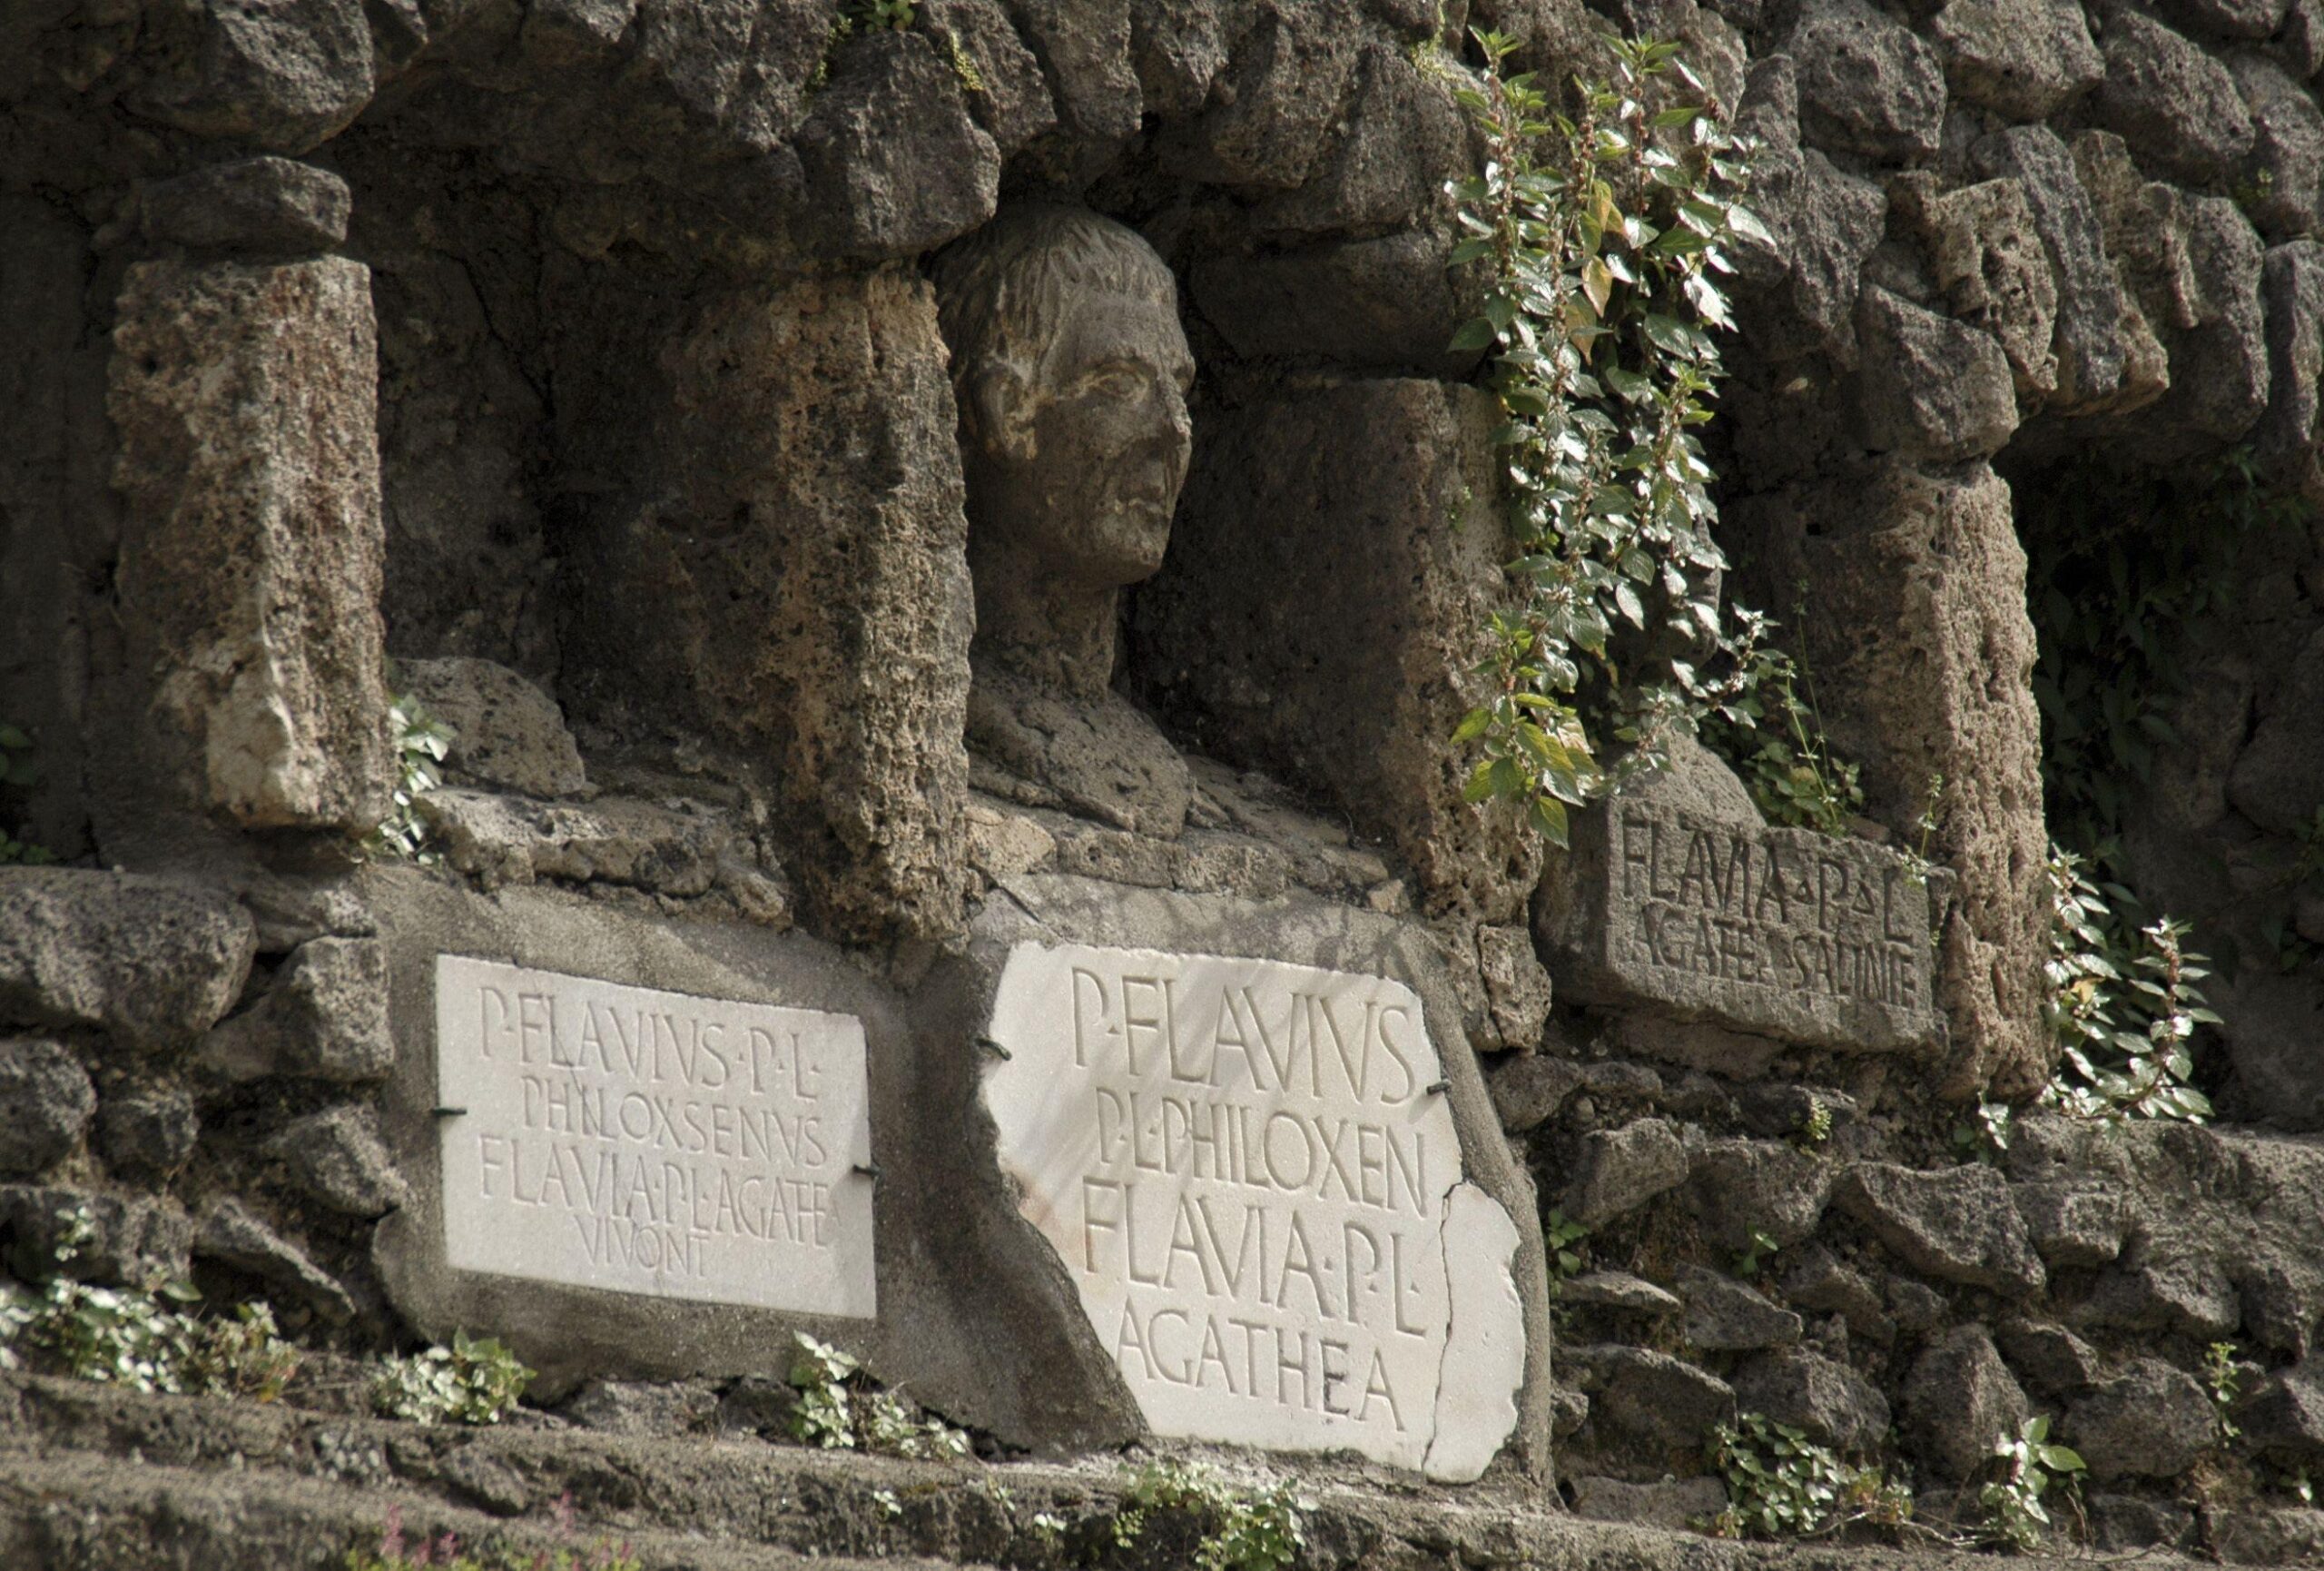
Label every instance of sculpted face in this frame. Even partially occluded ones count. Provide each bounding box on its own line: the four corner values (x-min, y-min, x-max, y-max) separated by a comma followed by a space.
964, 289, 1196, 589
933, 204, 1203, 837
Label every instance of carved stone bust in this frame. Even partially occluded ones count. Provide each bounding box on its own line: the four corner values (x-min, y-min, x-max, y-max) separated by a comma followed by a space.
931, 203, 1196, 836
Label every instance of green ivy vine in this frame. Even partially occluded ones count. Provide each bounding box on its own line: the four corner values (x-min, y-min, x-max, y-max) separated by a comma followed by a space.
1444, 30, 1772, 845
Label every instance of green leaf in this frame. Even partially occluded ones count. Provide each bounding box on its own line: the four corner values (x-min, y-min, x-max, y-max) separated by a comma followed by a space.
1449, 316, 1498, 352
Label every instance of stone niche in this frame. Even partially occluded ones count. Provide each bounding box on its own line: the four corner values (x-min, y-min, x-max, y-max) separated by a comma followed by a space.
1537, 743, 1943, 1057
369, 868, 920, 1397
899, 874, 1554, 1478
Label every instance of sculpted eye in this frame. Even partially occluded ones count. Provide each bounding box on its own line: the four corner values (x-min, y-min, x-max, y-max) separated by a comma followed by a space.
1082, 364, 1147, 400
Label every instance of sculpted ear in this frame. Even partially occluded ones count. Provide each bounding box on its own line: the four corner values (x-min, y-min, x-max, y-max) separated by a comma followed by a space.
969, 363, 1039, 464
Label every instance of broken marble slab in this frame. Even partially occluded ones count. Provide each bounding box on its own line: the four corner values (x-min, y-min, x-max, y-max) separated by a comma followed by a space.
981, 937, 1527, 1480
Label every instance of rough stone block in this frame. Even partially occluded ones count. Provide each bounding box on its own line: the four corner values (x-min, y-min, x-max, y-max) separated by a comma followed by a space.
2093, 13, 2257, 186
1488, 1053, 1584, 1133
2236, 56, 2324, 240
1905, 1326, 2029, 1479
2011, 1180, 2129, 1268
399, 657, 586, 800
2210, 1507, 2324, 1566
195, 1196, 355, 1322
1687, 1139, 1836, 1252
1730, 62, 1886, 369
1562, 1270, 1681, 1315
414, 790, 734, 900
0, 868, 256, 1052
0, 1039, 94, 1177
123, 0, 376, 153
562, 268, 970, 940
1853, 287, 2021, 462
1678, 1264, 1803, 1351
1730, 1348, 1889, 1454
109, 256, 390, 835
1834, 1161, 2045, 1296
1788, 0, 1946, 161
2162, 0, 2293, 44
1779, 1241, 1894, 1347
920, 0, 1056, 158
202, 935, 393, 1083
1562, 1118, 1689, 1228
2260, 242, 2324, 501
1909, 177, 2060, 401
1973, 124, 2132, 412
795, 32, 999, 262
0, 1185, 192, 1289
2240, 1364, 2324, 1463
2069, 1359, 2217, 1479
1154, 0, 1363, 189
1928, 0, 2102, 121
270, 1103, 409, 1218
141, 156, 350, 253
1475, 924, 1551, 1052
97, 1088, 200, 1181
1564, 1343, 1735, 1460
1135, 379, 1541, 923
1006, 0, 1140, 181
1535, 776, 1942, 1056
1729, 460, 2049, 1098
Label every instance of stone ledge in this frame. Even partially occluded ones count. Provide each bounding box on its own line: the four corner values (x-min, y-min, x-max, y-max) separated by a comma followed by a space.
0, 1373, 2209, 1571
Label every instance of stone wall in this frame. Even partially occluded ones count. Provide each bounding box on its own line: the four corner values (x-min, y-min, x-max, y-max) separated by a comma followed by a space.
5, 0, 2324, 1563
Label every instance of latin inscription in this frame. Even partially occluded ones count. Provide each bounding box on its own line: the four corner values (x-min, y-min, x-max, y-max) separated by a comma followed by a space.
1604, 808, 1938, 1052
433, 956, 875, 1317
982, 943, 1522, 1478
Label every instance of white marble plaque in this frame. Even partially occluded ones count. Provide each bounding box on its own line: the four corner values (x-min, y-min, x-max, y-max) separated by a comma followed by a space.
433, 955, 875, 1318
984, 942, 1523, 1479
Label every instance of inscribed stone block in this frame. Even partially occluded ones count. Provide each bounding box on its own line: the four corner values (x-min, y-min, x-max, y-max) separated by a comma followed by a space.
981, 939, 1526, 1479
1539, 804, 1941, 1055
432, 956, 874, 1318
369, 870, 912, 1397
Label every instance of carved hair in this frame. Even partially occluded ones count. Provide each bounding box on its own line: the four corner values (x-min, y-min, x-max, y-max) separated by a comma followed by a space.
930, 203, 1178, 415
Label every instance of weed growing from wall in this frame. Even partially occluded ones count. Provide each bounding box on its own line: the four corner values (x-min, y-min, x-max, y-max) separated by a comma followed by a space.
0, 1277, 300, 1399
1108, 1461, 1307, 1571
1443, 30, 1777, 845
2042, 846, 2218, 1122
786, 1332, 971, 1459
1979, 1415, 2083, 1552
1696, 619, 1866, 835
369, 681, 454, 864
1708, 1411, 1912, 1540
370, 1329, 535, 1426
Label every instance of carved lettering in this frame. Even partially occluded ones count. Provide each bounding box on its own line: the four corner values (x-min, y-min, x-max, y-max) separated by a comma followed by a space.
985, 942, 1525, 1476
1604, 807, 1937, 1053
434, 956, 874, 1318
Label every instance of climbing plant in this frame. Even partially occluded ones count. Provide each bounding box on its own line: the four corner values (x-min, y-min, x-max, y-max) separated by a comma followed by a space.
1444, 29, 1772, 846
2042, 845, 2217, 1122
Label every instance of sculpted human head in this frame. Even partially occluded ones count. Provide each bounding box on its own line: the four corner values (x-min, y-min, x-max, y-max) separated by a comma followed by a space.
932, 203, 1196, 591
